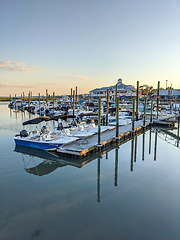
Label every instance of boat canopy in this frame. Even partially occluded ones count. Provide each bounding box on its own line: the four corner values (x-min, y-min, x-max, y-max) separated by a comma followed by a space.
22, 116, 51, 126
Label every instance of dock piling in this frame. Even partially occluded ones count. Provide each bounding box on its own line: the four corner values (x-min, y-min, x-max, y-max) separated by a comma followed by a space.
143, 97, 147, 126
116, 97, 119, 138
136, 81, 139, 121
157, 81, 160, 119
98, 97, 101, 145
132, 97, 135, 132
106, 89, 109, 126
150, 96, 154, 123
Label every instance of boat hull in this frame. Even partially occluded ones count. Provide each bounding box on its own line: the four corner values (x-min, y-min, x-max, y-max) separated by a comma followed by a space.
14, 137, 63, 150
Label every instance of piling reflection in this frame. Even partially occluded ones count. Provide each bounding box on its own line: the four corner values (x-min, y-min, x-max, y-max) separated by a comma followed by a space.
154, 129, 158, 161
134, 136, 137, 162
97, 159, 101, 202
114, 148, 118, 185
142, 132, 145, 161
14, 128, 180, 202
149, 129, 152, 154
130, 139, 134, 172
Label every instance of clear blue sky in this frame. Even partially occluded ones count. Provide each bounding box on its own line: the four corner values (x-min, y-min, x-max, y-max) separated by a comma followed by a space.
0, 0, 180, 96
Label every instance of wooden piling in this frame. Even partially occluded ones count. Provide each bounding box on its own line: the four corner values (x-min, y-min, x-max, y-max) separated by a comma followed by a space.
106, 89, 109, 126
39, 93, 40, 108
157, 81, 160, 119
76, 86, 77, 105
115, 84, 118, 101
71, 88, 72, 105
9, 94, 11, 102
98, 97, 101, 145
46, 89, 48, 103
116, 97, 119, 138
15, 94, 16, 109
23, 92, 25, 102
150, 96, 154, 123
53, 92, 55, 109
28, 91, 30, 107
73, 90, 75, 116
136, 81, 139, 121
143, 97, 147, 126
132, 97, 135, 131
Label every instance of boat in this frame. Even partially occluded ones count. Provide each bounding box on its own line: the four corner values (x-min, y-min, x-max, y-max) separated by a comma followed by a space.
14, 116, 79, 150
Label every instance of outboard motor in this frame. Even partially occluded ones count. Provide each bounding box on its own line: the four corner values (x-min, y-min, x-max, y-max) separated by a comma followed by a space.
41, 125, 49, 134
71, 120, 77, 127
57, 122, 64, 130
20, 129, 28, 137
86, 118, 91, 124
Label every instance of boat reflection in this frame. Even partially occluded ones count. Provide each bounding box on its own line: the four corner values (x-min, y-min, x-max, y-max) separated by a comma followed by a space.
14, 127, 179, 179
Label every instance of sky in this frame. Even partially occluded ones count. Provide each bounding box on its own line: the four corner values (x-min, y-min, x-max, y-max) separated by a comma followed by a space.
0, 0, 180, 97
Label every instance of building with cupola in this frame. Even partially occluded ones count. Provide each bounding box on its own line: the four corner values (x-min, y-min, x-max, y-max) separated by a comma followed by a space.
89, 78, 135, 100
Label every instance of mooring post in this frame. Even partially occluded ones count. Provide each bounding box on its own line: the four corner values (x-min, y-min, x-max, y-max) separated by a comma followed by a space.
53, 92, 55, 109
9, 94, 11, 102
31, 91, 32, 102
114, 148, 118, 186
76, 86, 77, 105
157, 81, 160, 119
132, 97, 135, 132
97, 158, 100, 202
143, 97, 147, 126
71, 88, 72, 105
136, 81, 139, 121
28, 91, 30, 108
46, 89, 48, 103
175, 96, 177, 111
116, 97, 119, 139
150, 96, 154, 123
98, 97, 101, 145
73, 90, 75, 116
106, 89, 109, 126
15, 94, 16, 109
23, 92, 25, 102
115, 84, 118, 101
39, 93, 40, 108
170, 91, 172, 112
177, 117, 179, 148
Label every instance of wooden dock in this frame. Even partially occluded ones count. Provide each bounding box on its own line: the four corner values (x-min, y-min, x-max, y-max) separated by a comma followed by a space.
57, 120, 150, 158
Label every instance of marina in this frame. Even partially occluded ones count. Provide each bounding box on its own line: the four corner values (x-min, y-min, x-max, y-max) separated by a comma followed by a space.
0, 101, 180, 240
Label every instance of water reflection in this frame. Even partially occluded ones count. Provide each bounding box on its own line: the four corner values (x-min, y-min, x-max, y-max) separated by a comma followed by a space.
114, 147, 118, 185
130, 139, 134, 172
14, 127, 180, 203
97, 159, 100, 202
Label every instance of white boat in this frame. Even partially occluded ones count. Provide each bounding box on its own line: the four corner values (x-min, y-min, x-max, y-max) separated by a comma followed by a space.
14, 116, 79, 150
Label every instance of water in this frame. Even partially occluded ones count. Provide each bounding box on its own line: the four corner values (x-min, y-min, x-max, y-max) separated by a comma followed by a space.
0, 102, 180, 240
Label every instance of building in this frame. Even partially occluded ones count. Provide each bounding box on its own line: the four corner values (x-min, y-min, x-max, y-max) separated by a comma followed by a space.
89, 78, 135, 100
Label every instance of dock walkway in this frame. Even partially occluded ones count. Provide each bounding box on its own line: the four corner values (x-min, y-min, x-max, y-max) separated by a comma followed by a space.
57, 120, 150, 157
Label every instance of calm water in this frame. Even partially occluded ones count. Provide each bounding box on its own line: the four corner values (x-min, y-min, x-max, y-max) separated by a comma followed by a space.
0, 102, 180, 240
